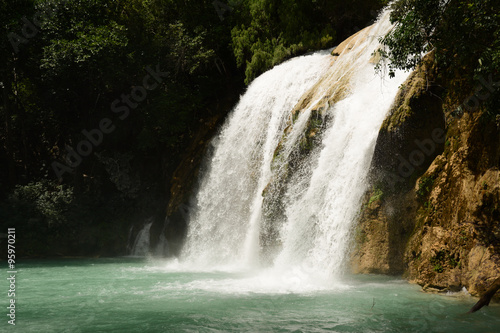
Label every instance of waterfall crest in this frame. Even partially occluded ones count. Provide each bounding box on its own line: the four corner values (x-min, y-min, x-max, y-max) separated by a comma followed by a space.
180, 9, 412, 283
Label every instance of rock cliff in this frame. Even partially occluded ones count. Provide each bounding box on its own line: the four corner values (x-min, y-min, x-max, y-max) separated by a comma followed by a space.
352, 53, 500, 297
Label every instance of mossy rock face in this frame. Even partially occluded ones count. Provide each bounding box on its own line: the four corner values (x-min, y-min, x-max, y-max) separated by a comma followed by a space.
466, 111, 500, 174
370, 53, 446, 194
298, 109, 324, 153
355, 50, 500, 296
351, 187, 417, 275
261, 107, 329, 255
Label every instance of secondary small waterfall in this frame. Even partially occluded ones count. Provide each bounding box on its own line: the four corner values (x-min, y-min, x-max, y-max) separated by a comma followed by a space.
131, 221, 153, 256
180, 9, 411, 283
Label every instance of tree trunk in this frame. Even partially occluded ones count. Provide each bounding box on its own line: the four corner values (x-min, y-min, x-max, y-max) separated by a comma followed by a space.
468, 277, 500, 313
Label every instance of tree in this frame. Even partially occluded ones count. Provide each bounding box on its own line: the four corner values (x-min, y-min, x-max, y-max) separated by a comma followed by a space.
378, 0, 500, 81
232, 0, 387, 84
0, 0, 39, 188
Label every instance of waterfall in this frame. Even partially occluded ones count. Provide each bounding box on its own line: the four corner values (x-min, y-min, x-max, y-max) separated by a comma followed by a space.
180, 9, 411, 282
181, 49, 332, 267
131, 221, 153, 257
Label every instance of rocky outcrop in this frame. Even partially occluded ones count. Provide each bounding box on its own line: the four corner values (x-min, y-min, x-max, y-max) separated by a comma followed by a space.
152, 114, 226, 256
404, 109, 500, 296
370, 52, 446, 193
351, 189, 417, 275
351, 53, 445, 275
352, 53, 500, 297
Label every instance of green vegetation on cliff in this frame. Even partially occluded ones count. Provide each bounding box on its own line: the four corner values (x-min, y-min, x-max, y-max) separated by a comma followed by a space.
231, 0, 387, 83
379, 0, 500, 79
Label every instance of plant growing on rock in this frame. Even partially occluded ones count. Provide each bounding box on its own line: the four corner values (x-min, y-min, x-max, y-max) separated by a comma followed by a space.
416, 175, 435, 200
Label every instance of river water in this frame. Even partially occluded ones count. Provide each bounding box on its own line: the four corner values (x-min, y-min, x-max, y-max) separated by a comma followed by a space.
6, 257, 499, 332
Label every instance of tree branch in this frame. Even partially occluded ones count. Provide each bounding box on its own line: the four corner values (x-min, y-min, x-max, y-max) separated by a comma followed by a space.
468, 277, 500, 314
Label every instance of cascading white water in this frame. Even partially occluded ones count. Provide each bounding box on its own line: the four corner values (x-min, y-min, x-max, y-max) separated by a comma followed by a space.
180, 9, 412, 285
181, 50, 332, 268
131, 221, 153, 256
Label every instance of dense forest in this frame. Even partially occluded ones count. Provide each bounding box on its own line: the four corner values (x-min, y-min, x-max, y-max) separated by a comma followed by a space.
1, 0, 499, 258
